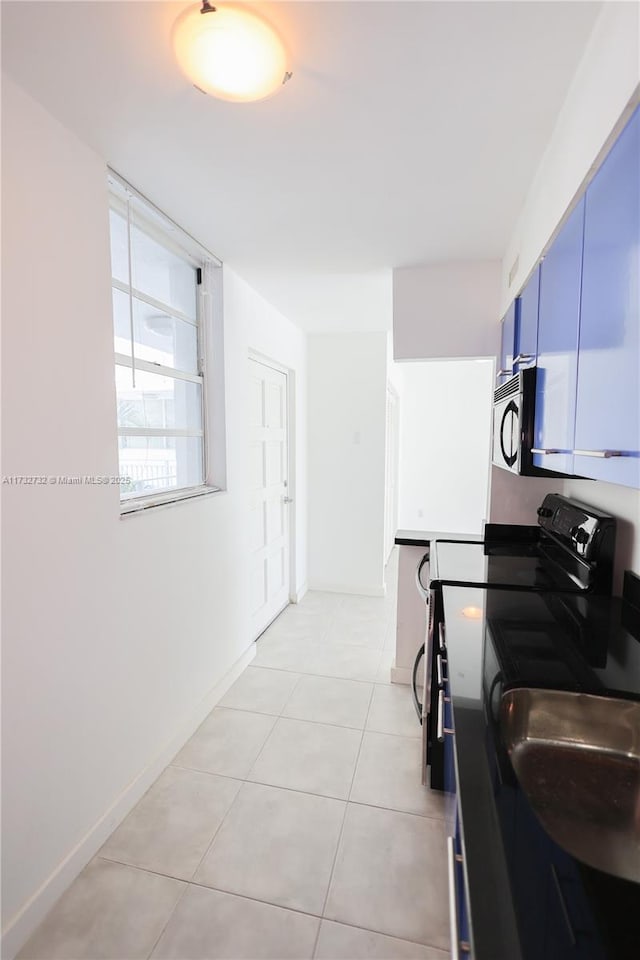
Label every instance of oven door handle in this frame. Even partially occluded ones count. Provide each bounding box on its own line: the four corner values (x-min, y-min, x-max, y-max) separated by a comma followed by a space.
411, 643, 425, 723
415, 552, 430, 600
436, 689, 454, 742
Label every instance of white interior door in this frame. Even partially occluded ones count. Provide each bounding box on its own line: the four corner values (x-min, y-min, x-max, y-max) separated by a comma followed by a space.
248, 358, 291, 639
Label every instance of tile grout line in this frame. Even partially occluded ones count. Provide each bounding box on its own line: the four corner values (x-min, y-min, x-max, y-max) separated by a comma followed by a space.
277, 670, 306, 719
252, 661, 387, 684
308, 596, 369, 959
315, 915, 449, 954
221, 699, 376, 733
165, 757, 446, 821
181, 777, 248, 892
100, 853, 445, 955
220, 665, 304, 716
247, 653, 384, 692
144, 878, 189, 960
311, 680, 377, 958
166, 689, 288, 896
222, 661, 316, 813
242, 706, 363, 798
348, 682, 377, 809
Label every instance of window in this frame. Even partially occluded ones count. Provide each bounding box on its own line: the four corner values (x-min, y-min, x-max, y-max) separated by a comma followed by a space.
108, 172, 221, 513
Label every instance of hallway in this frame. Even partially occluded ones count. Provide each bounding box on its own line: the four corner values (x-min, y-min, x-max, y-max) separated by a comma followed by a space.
19, 553, 449, 960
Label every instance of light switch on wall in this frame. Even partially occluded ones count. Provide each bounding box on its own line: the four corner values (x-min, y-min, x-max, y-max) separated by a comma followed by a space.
353, 431, 361, 445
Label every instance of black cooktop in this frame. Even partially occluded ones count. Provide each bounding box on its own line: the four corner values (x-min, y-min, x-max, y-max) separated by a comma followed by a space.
433, 538, 595, 593
484, 587, 640, 698
431, 494, 617, 595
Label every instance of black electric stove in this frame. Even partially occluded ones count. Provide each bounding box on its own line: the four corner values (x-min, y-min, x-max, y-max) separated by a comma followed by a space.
415, 494, 617, 794
441, 573, 640, 960
431, 493, 616, 595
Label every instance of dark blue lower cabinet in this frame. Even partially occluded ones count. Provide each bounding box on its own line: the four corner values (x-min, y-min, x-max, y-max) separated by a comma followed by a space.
511, 792, 550, 960
443, 690, 472, 957
486, 729, 518, 890
545, 849, 606, 960
447, 809, 472, 958
510, 791, 606, 960
455, 814, 471, 952
443, 688, 455, 795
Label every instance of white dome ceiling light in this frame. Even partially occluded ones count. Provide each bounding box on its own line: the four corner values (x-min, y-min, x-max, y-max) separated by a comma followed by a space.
172, 1, 292, 103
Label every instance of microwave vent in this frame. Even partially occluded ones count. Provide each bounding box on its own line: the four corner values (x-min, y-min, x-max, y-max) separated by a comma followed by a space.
494, 373, 521, 403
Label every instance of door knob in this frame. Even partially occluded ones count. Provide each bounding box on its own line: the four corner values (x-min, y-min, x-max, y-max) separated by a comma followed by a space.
282, 496, 293, 504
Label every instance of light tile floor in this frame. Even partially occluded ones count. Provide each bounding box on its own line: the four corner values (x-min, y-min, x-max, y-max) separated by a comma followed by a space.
19, 551, 449, 960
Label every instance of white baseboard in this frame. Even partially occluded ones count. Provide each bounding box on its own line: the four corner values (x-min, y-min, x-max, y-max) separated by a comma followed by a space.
390, 664, 411, 685
309, 581, 386, 598
1, 644, 256, 960
292, 582, 308, 604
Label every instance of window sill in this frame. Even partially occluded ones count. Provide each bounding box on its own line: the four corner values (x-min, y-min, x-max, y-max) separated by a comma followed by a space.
120, 484, 223, 518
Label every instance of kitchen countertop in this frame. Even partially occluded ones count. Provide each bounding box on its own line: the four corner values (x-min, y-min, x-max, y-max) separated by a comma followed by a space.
394, 529, 483, 547
442, 582, 640, 960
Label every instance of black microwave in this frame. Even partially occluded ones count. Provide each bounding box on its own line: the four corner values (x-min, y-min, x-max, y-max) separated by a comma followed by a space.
492, 368, 537, 475
492, 368, 567, 478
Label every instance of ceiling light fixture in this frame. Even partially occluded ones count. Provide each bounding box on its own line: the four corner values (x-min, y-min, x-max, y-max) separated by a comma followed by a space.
172, 1, 291, 103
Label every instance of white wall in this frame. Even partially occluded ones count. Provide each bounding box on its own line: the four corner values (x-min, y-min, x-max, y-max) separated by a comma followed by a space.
495, 2, 640, 580
488, 468, 562, 526
501, 2, 640, 307
1, 75, 307, 957
393, 260, 502, 360
391, 260, 500, 535
307, 333, 387, 595
397, 360, 494, 534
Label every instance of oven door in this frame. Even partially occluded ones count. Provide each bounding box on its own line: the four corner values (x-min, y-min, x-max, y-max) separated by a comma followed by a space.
413, 585, 438, 786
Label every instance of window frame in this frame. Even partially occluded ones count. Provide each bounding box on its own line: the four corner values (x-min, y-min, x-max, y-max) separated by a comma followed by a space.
108, 170, 222, 516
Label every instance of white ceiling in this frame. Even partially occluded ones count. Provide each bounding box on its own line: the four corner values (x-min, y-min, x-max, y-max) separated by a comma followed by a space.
1, 1, 602, 331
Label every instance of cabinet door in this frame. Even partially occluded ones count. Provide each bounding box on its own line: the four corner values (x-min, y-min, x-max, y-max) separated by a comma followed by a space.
533, 198, 585, 474
573, 106, 640, 488
498, 300, 518, 383
454, 811, 471, 952
511, 792, 550, 960
545, 850, 606, 960
443, 680, 455, 795
514, 265, 540, 371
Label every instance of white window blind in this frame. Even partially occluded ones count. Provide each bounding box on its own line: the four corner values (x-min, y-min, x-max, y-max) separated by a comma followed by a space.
108, 172, 220, 512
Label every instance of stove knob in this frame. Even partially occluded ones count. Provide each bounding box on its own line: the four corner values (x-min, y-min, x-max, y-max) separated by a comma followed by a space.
570, 526, 589, 545
537, 507, 553, 518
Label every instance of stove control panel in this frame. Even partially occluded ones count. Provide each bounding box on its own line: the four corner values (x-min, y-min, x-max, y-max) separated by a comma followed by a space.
536, 493, 615, 563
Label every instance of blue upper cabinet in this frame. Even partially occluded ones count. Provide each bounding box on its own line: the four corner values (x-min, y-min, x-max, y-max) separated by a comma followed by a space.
498, 300, 518, 383
533, 198, 586, 475
514, 265, 540, 371
573, 106, 640, 488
